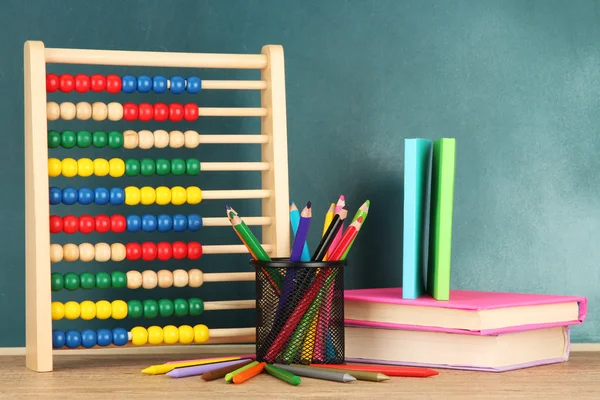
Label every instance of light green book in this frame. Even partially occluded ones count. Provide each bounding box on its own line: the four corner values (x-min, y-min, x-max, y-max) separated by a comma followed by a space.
427, 138, 456, 300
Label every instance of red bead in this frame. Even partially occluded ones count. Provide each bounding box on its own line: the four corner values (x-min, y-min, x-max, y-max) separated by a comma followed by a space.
138, 103, 154, 121
168, 103, 184, 122
123, 103, 138, 121
79, 215, 95, 234
172, 242, 188, 260
141, 242, 158, 261
46, 74, 60, 93
187, 242, 203, 260
110, 214, 127, 233
59, 74, 75, 92
95, 214, 111, 233
106, 74, 122, 93
157, 242, 173, 261
62, 215, 79, 234
153, 103, 169, 122
126, 242, 142, 261
74, 74, 90, 93
49, 215, 63, 233
90, 74, 106, 92
184, 103, 199, 121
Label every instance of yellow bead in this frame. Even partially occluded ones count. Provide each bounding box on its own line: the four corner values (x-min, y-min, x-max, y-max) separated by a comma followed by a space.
124, 186, 141, 205
171, 186, 186, 205
80, 300, 96, 320
64, 301, 81, 320
147, 326, 164, 345
186, 186, 202, 205
96, 300, 112, 320
163, 325, 179, 345
109, 158, 125, 178
155, 186, 171, 205
51, 302, 65, 320
77, 158, 94, 177
61, 158, 78, 178
178, 325, 194, 345
111, 300, 128, 320
140, 186, 156, 205
193, 324, 209, 344
131, 327, 148, 346
93, 158, 109, 176
48, 158, 62, 177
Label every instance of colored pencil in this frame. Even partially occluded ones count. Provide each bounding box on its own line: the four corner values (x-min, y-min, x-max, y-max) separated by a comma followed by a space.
290, 202, 311, 261
202, 359, 254, 381
141, 357, 240, 375
341, 200, 370, 259
290, 202, 312, 261
167, 358, 253, 378
294, 364, 390, 382
273, 364, 356, 383
227, 207, 271, 262
225, 361, 259, 382
265, 363, 302, 386
322, 203, 335, 237
311, 207, 347, 261
165, 354, 255, 364
327, 216, 364, 261
309, 364, 439, 377
233, 361, 266, 384
326, 195, 345, 258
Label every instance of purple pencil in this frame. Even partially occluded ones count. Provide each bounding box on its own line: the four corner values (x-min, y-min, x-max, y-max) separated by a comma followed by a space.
166, 358, 253, 378
290, 202, 311, 262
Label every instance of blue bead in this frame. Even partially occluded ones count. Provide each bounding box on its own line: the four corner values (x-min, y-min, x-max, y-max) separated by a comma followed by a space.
173, 214, 188, 232
81, 329, 97, 348
78, 188, 94, 205
153, 76, 167, 93
141, 214, 157, 232
122, 75, 137, 93
127, 214, 142, 232
96, 329, 113, 347
62, 188, 78, 205
137, 75, 152, 93
109, 187, 124, 205
186, 76, 202, 94
52, 329, 66, 349
65, 329, 82, 349
170, 76, 185, 94
94, 187, 109, 205
112, 328, 128, 346
49, 187, 62, 205
187, 214, 202, 231
157, 214, 173, 232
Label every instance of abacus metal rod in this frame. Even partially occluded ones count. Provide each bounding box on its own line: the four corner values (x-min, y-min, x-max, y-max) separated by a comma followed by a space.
204, 300, 255, 311
198, 107, 267, 117
202, 217, 271, 226
201, 80, 267, 90
202, 189, 271, 199
198, 134, 268, 144
203, 244, 273, 254
203, 272, 255, 282
201, 162, 270, 171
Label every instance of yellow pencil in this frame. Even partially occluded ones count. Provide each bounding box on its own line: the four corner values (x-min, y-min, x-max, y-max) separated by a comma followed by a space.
141, 357, 240, 375
322, 203, 335, 237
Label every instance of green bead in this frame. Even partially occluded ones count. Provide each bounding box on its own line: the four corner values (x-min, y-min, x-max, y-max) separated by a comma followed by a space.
171, 158, 186, 175
125, 159, 140, 176
143, 300, 159, 318
186, 158, 201, 176
96, 272, 111, 289
79, 272, 96, 290
140, 158, 156, 176
50, 273, 64, 291
61, 130, 76, 149
188, 298, 204, 316
64, 272, 80, 291
158, 299, 174, 317
48, 130, 61, 149
127, 300, 144, 318
173, 298, 189, 317
155, 159, 170, 176
108, 131, 123, 149
76, 130, 92, 148
92, 131, 107, 148
111, 271, 127, 288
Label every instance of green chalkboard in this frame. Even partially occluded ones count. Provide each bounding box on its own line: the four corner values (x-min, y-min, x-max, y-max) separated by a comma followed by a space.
0, 0, 598, 347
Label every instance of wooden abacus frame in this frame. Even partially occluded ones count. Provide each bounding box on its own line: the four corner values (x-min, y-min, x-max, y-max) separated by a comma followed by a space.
24, 41, 290, 372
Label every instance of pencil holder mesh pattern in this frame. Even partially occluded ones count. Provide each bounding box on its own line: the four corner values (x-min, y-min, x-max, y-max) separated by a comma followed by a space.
253, 258, 346, 365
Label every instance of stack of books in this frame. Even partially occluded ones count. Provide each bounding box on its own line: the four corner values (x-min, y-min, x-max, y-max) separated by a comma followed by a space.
343, 138, 587, 372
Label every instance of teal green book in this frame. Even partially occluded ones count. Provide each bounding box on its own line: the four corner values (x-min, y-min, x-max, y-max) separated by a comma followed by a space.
427, 138, 456, 300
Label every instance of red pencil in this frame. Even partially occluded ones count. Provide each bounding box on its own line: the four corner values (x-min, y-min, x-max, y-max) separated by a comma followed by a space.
327, 216, 363, 261
310, 364, 439, 377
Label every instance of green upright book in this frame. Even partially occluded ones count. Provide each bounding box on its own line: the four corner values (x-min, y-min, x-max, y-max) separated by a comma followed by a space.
427, 138, 456, 300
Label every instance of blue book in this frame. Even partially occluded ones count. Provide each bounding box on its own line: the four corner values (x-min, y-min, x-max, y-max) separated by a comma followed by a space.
402, 139, 433, 299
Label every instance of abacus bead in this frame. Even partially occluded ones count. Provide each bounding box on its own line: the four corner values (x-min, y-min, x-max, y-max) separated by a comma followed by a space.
173, 214, 187, 232
188, 298, 204, 316
184, 103, 199, 121
125, 159, 140, 176
60, 102, 76, 120
153, 130, 169, 148
80, 300, 96, 320
95, 243, 111, 262
155, 158, 170, 176
185, 159, 200, 176
59, 74, 75, 92
163, 325, 179, 344
74, 74, 90, 93
53, 330, 66, 349
126, 242, 142, 260
153, 102, 169, 122
172, 269, 189, 287
79, 243, 95, 262
95, 214, 110, 233
141, 214, 157, 231
126, 270, 142, 289
108, 131, 123, 148
48, 130, 61, 148
110, 188, 124, 204
171, 186, 187, 205
62, 215, 78, 234
158, 298, 174, 317
52, 302, 65, 320
141, 270, 157, 289
138, 103, 154, 121
127, 214, 142, 232
171, 158, 186, 175
170, 76, 185, 94
77, 158, 94, 177
81, 329, 97, 348
140, 158, 155, 176
155, 186, 171, 205
49, 187, 62, 205
157, 270, 173, 288
169, 130, 185, 148
122, 75, 137, 93
96, 328, 113, 346
123, 102, 138, 120
48, 158, 61, 178
61, 158, 77, 178
123, 130, 139, 149
110, 214, 127, 233
153, 76, 167, 93
173, 298, 189, 316
46, 74, 59, 92
188, 242, 203, 260
62, 188, 78, 205
93, 159, 109, 177
90, 74, 106, 92
157, 242, 172, 260
141, 242, 157, 261
51, 273, 64, 291
143, 299, 159, 318
188, 269, 204, 288
184, 130, 200, 148
186, 187, 202, 205
50, 244, 63, 263
112, 328, 128, 346
64, 301, 81, 319
111, 243, 126, 261
61, 130, 76, 148
186, 76, 201, 94
179, 325, 195, 344
140, 187, 156, 205
78, 215, 94, 234
111, 300, 128, 320
128, 300, 143, 318
92, 131, 108, 148
80, 272, 96, 289
111, 271, 127, 288
138, 130, 154, 149
157, 214, 172, 232
65, 330, 82, 349
63, 243, 79, 261
131, 327, 148, 346
92, 102, 108, 121
107, 102, 124, 121
78, 188, 94, 205
125, 186, 141, 205
76, 101, 92, 120
188, 214, 202, 231
137, 75, 152, 93
168, 103, 184, 122
47, 102, 60, 121
194, 324, 209, 344
147, 326, 163, 345
77, 130, 92, 148
106, 74, 122, 93
95, 272, 111, 290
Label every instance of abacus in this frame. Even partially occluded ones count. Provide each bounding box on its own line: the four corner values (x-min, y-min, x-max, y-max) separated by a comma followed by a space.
24, 41, 290, 372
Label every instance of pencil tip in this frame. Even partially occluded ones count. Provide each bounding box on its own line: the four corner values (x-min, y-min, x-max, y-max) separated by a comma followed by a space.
306, 201, 312, 208
339, 195, 345, 201
365, 199, 370, 207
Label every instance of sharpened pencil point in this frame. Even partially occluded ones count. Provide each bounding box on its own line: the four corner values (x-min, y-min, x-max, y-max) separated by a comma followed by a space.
306, 201, 311, 208
339, 195, 345, 201
226, 205, 231, 210
365, 199, 370, 207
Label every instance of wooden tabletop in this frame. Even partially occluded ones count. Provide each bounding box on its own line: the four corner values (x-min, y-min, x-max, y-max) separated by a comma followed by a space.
1, 352, 599, 399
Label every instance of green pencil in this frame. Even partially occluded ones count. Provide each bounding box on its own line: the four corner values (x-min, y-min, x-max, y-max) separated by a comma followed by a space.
225, 361, 259, 383
228, 209, 271, 262
265, 363, 301, 386
341, 200, 370, 259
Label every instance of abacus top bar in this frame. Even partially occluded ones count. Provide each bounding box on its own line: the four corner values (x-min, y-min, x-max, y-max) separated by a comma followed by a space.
44, 47, 268, 69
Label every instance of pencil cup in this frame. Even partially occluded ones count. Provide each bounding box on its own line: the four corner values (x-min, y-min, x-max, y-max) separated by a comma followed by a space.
253, 258, 346, 365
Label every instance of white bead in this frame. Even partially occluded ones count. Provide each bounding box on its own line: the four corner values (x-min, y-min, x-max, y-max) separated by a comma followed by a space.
123, 130, 139, 149
107, 102, 123, 121
184, 130, 200, 148
153, 130, 169, 148
94, 243, 111, 262
60, 102, 76, 120
76, 102, 92, 120
126, 270, 143, 289
188, 269, 204, 287
47, 102, 60, 121
142, 270, 158, 289
62, 244, 79, 262
138, 130, 154, 149
111, 243, 126, 262
49, 244, 63, 263
173, 269, 189, 287
92, 102, 108, 121
169, 131, 185, 148
78, 243, 95, 262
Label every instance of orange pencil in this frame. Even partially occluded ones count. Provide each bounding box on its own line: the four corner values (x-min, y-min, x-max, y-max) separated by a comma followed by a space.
233, 361, 266, 384
310, 363, 439, 377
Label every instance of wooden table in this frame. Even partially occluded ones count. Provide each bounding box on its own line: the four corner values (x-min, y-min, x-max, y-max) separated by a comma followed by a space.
1, 352, 598, 399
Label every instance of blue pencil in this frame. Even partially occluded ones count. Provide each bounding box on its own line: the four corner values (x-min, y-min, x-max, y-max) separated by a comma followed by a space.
290, 202, 311, 261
